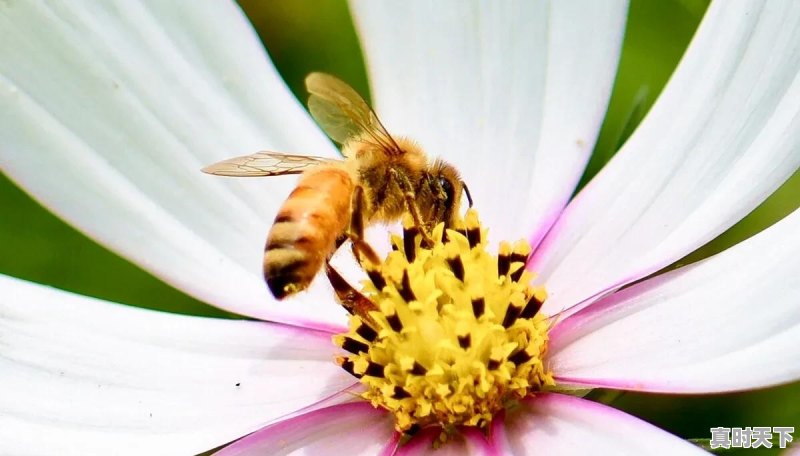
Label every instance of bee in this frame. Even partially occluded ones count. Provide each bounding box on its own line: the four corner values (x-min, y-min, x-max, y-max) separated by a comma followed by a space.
202, 73, 472, 300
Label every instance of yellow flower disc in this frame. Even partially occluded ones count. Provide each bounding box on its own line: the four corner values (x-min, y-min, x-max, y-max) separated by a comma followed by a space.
333, 209, 553, 434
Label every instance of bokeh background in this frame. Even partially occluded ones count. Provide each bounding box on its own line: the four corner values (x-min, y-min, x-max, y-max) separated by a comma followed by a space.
1, 1, 797, 453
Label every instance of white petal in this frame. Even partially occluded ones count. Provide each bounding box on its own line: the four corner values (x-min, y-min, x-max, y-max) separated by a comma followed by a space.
351, 0, 627, 245
784, 446, 800, 455
214, 403, 396, 456
531, 0, 800, 316
0, 1, 347, 327
548, 208, 800, 393
497, 394, 705, 455
0, 275, 356, 456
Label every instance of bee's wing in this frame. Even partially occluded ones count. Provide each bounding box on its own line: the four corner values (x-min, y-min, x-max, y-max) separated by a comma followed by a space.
306, 72, 402, 156
201, 152, 339, 177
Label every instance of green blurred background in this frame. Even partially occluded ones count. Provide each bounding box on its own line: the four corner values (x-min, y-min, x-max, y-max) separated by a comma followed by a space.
1, 0, 797, 453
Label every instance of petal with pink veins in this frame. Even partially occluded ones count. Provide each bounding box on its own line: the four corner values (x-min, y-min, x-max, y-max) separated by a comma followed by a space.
0, 1, 347, 328
0, 274, 356, 456
395, 427, 492, 456
496, 393, 705, 455
548, 208, 800, 393
351, 0, 628, 245
214, 402, 396, 456
531, 0, 800, 317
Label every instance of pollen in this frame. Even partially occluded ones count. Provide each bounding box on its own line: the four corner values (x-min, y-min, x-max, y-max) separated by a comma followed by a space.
333, 209, 553, 435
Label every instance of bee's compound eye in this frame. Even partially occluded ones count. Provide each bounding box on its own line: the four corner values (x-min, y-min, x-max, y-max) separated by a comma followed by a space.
438, 177, 455, 205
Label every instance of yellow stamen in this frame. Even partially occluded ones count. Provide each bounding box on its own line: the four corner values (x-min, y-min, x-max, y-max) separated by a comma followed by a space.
333, 209, 553, 434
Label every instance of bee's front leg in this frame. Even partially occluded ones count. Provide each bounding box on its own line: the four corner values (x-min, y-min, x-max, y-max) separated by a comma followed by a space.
389, 169, 434, 247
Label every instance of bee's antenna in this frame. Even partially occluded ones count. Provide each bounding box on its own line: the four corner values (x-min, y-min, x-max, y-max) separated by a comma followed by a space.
462, 182, 474, 208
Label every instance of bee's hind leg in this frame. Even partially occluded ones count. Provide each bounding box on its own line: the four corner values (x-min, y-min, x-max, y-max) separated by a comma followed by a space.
324, 261, 378, 326
390, 169, 434, 246
321, 186, 381, 325
346, 185, 380, 268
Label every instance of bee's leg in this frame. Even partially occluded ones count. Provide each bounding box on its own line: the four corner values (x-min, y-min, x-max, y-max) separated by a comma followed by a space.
390, 169, 434, 246
347, 185, 380, 268
325, 261, 378, 327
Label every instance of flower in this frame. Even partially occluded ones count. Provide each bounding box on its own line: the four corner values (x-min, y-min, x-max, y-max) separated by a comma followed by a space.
1, 0, 799, 455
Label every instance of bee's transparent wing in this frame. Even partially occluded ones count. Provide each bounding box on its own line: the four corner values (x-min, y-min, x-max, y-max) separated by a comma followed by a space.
306, 72, 401, 155
201, 152, 339, 177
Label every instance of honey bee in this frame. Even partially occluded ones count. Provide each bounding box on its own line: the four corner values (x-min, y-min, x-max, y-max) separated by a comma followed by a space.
202, 73, 472, 300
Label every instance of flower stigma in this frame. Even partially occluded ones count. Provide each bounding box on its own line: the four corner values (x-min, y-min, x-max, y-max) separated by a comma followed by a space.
332, 209, 554, 438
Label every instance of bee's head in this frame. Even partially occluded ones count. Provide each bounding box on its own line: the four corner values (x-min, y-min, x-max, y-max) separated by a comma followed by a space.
429, 159, 472, 228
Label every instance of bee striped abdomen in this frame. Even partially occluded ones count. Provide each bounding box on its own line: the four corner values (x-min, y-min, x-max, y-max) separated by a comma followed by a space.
264, 165, 354, 299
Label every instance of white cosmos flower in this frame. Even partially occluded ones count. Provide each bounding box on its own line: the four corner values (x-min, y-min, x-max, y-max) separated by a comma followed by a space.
1, 0, 799, 455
